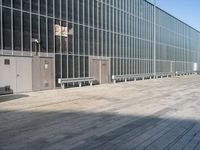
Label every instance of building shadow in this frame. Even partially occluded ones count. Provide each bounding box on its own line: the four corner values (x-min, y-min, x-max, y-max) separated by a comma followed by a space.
0, 94, 29, 103
0, 109, 200, 150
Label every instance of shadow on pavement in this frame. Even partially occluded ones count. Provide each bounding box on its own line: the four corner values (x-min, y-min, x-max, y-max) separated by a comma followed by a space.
0, 109, 200, 150
0, 94, 29, 103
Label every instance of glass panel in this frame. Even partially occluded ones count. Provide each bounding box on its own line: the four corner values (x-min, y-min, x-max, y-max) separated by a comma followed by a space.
79, 25, 84, 54
80, 56, 84, 77
55, 20, 61, 53
68, 23, 73, 54
23, 12, 30, 51
73, 0, 78, 22
68, 55, 73, 78
55, 0, 60, 19
32, 14, 38, 39
74, 24, 78, 54
61, 21, 68, 54
40, 0, 46, 15
23, 0, 30, 11
47, 0, 53, 16
31, 0, 38, 13
2, 8, 11, 50
13, 0, 21, 9
84, 0, 88, 25
13, 10, 21, 51
48, 18, 54, 53
68, 0, 73, 21
2, 0, 11, 7
40, 16, 46, 52
55, 54, 61, 87
62, 55, 68, 78
61, 0, 67, 20
79, 0, 84, 24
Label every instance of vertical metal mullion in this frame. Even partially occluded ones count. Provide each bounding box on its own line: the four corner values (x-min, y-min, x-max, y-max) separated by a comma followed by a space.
112, 5, 115, 75
46, 0, 48, 56
60, 0, 62, 79
88, 1, 91, 77
30, 1, 32, 56
97, 1, 99, 57
66, 0, 68, 78
1, 4, 3, 55
105, 3, 107, 58
92, 1, 94, 56
153, 0, 156, 77
78, 0, 80, 78
53, 0, 56, 88
20, 0, 23, 56
109, 6, 111, 58
83, 0, 85, 78
101, 2, 103, 58
38, 0, 41, 56
129, 13, 131, 75
11, 0, 14, 55
72, 0, 74, 79
116, 8, 118, 75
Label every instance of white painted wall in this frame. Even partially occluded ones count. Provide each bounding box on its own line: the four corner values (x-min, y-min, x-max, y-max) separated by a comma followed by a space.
0, 56, 32, 93
0, 56, 17, 92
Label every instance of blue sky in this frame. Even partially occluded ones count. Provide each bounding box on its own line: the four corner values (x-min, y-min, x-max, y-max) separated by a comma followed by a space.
147, 0, 200, 31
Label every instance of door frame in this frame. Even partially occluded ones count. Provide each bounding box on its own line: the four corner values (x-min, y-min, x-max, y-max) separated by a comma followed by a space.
89, 56, 111, 84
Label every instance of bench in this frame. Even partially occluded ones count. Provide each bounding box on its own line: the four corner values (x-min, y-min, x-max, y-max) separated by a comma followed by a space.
175, 71, 193, 76
58, 77, 95, 89
0, 86, 13, 95
112, 73, 154, 84
155, 72, 175, 78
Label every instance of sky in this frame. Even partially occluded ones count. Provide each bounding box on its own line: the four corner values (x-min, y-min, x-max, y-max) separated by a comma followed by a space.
147, 0, 200, 31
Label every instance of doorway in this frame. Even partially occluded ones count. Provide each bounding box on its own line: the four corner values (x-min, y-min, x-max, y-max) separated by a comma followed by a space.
0, 56, 32, 93
16, 57, 32, 93
32, 57, 54, 91
170, 61, 175, 73
90, 58, 110, 84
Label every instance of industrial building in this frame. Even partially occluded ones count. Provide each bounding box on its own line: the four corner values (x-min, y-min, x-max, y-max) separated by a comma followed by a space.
0, 0, 200, 93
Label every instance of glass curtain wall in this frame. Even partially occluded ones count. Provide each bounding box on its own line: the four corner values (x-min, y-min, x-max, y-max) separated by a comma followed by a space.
0, 0, 200, 87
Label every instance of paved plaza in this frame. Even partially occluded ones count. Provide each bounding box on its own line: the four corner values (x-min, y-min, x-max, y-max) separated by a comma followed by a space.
1, 75, 200, 150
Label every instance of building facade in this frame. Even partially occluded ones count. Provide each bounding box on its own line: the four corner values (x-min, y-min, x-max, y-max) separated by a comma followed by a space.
0, 0, 200, 92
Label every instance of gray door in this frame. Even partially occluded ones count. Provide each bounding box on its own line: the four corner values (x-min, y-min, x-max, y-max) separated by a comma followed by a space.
91, 59, 110, 84
170, 61, 175, 72
101, 60, 109, 84
16, 57, 32, 93
91, 59, 101, 84
40, 58, 54, 90
32, 57, 54, 91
